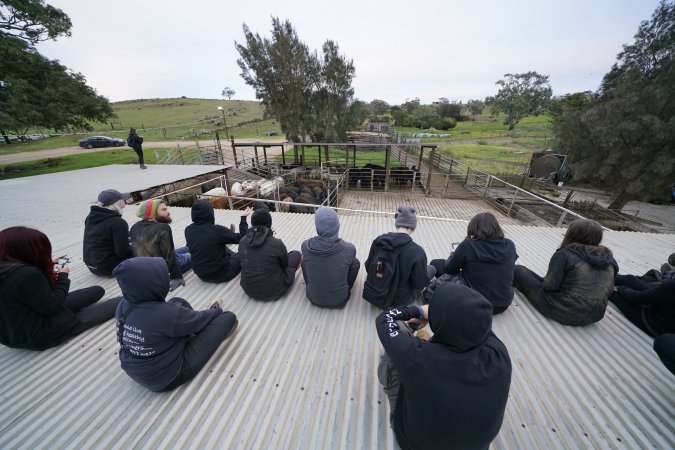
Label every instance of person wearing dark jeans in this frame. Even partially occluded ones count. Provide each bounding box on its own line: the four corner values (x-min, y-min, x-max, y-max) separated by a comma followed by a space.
0, 226, 121, 350
513, 219, 618, 326
114, 257, 238, 392
609, 276, 675, 336
61, 286, 122, 339
654, 334, 675, 376
159, 298, 238, 391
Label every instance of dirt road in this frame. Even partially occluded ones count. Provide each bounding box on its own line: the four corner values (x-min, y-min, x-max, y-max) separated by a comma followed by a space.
0, 138, 284, 165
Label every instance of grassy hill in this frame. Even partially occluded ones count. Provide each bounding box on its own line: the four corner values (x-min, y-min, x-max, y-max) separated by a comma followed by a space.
94, 98, 280, 141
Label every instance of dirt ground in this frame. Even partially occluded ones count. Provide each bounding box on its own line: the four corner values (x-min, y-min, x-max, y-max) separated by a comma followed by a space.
0, 138, 284, 165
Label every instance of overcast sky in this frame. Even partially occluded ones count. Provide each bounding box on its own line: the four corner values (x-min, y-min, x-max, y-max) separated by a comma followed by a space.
36, 0, 662, 104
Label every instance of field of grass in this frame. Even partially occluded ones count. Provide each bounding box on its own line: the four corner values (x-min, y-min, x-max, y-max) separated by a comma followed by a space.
0, 98, 282, 156
0, 148, 165, 180
0, 98, 557, 179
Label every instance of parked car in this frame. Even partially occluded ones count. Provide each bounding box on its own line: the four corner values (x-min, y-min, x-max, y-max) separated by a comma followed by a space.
78, 136, 125, 149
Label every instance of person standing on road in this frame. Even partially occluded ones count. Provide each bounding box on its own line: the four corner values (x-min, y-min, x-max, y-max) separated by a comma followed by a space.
127, 128, 146, 170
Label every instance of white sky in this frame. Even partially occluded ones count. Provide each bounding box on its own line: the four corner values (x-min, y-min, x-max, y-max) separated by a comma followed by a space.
37, 0, 662, 104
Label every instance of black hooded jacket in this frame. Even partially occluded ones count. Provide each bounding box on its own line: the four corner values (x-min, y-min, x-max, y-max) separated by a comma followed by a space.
0, 264, 76, 350
376, 284, 512, 450
238, 226, 294, 301
538, 244, 619, 325
83, 205, 133, 276
185, 200, 248, 282
113, 257, 221, 391
444, 238, 518, 309
366, 232, 430, 307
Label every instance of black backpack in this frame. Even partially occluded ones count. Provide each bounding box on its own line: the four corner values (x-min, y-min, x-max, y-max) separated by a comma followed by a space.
126, 135, 134, 147
363, 239, 410, 309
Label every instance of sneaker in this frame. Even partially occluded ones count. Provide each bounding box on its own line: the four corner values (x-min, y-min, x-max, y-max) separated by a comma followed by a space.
140, 164, 147, 169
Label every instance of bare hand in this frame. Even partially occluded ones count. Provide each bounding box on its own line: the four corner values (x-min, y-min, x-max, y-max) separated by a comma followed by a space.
242, 207, 253, 217
56, 264, 70, 274
210, 299, 223, 309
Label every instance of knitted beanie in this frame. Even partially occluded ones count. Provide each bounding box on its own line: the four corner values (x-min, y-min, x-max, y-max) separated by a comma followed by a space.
395, 205, 417, 230
251, 207, 272, 228
137, 199, 161, 221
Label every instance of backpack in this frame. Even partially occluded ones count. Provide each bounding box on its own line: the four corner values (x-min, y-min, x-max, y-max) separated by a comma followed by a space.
126, 136, 134, 147
363, 239, 411, 309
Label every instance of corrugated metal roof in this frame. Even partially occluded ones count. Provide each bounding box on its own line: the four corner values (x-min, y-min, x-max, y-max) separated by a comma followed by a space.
1, 168, 674, 449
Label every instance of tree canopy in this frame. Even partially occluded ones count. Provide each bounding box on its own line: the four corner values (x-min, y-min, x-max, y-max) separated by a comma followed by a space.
0, 0, 71, 44
553, 0, 675, 207
221, 86, 235, 100
0, 0, 114, 140
235, 18, 357, 142
490, 71, 552, 130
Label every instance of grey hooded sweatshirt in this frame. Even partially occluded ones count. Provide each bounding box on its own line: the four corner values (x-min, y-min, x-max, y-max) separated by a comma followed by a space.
301, 207, 359, 308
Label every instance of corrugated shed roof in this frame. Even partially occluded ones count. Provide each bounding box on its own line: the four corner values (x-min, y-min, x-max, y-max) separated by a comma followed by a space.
1, 168, 674, 449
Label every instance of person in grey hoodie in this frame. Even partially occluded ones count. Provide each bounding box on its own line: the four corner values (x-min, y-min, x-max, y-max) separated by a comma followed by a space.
114, 257, 237, 392
301, 207, 360, 308
513, 219, 618, 326
238, 208, 302, 301
430, 212, 518, 314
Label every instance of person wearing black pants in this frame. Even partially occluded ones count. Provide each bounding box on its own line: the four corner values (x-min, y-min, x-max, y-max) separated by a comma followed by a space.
0, 226, 120, 350
512, 219, 618, 326
609, 275, 675, 337
113, 257, 238, 392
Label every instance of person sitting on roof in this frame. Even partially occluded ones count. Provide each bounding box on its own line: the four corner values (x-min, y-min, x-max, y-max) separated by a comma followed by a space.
83, 189, 134, 277
654, 334, 675, 376
130, 199, 191, 291
363, 205, 435, 309
513, 218, 618, 326
113, 257, 237, 392
609, 272, 675, 337
429, 212, 518, 315
0, 226, 121, 350
301, 207, 360, 309
185, 200, 252, 283
238, 207, 302, 301
376, 283, 512, 450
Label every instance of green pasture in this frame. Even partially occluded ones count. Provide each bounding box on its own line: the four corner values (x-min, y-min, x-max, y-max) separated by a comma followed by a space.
0, 149, 165, 180
396, 114, 553, 140
437, 143, 531, 175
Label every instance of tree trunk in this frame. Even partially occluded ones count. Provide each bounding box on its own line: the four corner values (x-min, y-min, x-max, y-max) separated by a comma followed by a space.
1, 132, 11, 144
608, 190, 631, 211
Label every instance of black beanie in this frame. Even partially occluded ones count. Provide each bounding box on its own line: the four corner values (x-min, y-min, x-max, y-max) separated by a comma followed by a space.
251, 208, 272, 228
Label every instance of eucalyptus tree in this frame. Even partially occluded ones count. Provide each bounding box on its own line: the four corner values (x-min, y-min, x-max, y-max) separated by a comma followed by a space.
554, 0, 675, 208
236, 18, 357, 142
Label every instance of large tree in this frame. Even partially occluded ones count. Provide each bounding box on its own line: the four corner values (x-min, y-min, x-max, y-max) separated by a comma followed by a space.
490, 71, 552, 130
0, 0, 114, 141
235, 18, 357, 142
554, 0, 675, 208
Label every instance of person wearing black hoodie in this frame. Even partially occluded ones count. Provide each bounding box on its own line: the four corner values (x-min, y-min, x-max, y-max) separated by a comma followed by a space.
513, 219, 618, 326
376, 283, 512, 450
301, 207, 360, 308
430, 212, 518, 314
113, 257, 237, 392
83, 189, 134, 277
238, 208, 302, 301
185, 200, 252, 283
364, 205, 434, 308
